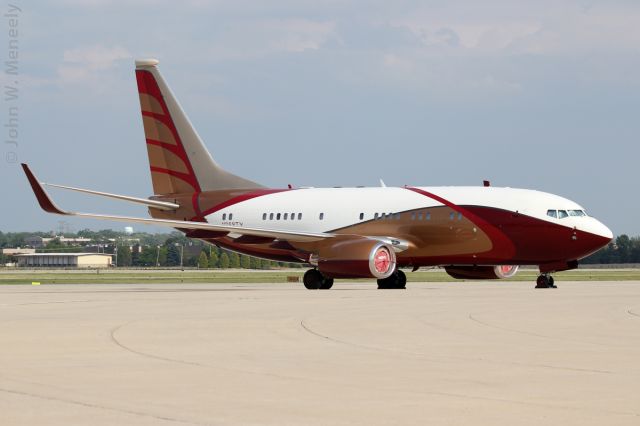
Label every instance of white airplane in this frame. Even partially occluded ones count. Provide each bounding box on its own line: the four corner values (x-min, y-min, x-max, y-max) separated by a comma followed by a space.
23, 58, 613, 289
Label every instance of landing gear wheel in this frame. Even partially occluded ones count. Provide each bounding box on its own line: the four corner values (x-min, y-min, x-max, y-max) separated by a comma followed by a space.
303, 269, 324, 290
377, 270, 407, 290
396, 270, 407, 289
535, 275, 556, 289
548, 276, 556, 288
320, 278, 334, 290
377, 278, 391, 289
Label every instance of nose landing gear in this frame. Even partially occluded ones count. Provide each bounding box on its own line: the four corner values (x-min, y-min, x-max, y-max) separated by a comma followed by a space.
536, 274, 556, 289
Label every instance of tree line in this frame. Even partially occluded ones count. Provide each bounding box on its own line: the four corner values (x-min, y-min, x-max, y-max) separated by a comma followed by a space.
581, 235, 640, 265
114, 242, 297, 269
0, 230, 302, 269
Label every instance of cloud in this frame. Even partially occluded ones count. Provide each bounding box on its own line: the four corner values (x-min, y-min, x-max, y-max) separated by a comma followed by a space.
392, 1, 640, 54
57, 45, 131, 85
207, 19, 337, 59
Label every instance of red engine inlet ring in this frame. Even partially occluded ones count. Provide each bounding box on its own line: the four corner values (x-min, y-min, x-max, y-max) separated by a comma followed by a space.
369, 245, 395, 279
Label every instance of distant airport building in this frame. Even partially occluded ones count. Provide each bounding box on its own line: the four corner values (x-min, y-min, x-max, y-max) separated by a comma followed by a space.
2, 248, 36, 256
1, 248, 36, 267
15, 253, 113, 268
26, 235, 92, 248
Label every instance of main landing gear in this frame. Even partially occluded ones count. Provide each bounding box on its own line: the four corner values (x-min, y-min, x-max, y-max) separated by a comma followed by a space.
303, 269, 334, 290
377, 269, 407, 290
302, 269, 407, 290
536, 274, 556, 289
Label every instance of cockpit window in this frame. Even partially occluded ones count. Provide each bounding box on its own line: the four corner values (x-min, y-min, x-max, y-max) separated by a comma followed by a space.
549, 209, 587, 219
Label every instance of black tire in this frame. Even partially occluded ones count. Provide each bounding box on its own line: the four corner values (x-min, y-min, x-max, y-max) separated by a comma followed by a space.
303, 269, 324, 290
320, 278, 334, 290
395, 270, 407, 289
377, 277, 391, 289
377, 270, 406, 289
548, 276, 556, 288
535, 275, 549, 289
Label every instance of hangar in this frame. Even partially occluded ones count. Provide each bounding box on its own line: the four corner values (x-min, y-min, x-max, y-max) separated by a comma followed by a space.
15, 253, 112, 268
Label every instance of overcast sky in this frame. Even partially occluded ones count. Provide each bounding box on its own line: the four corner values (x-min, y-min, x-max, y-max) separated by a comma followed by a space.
1, 0, 639, 235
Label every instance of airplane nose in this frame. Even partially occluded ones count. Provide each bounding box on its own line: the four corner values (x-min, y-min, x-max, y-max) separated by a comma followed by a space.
576, 218, 613, 255
587, 218, 614, 241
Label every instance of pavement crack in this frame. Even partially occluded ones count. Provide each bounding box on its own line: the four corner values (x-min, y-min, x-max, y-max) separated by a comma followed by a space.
0, 386, 210, 425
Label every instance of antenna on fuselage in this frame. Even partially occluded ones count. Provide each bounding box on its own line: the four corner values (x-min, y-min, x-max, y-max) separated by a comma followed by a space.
379, 179, 387, 188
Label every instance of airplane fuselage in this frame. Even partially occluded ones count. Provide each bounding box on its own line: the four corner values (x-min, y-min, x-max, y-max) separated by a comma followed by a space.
156, 185, 612, 270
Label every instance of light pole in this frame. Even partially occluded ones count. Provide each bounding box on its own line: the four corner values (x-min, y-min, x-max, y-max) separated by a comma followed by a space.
174, 243, 184, 269
156, 245, 160, 267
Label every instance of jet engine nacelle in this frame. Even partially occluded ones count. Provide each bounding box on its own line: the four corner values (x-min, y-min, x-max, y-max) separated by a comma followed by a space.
445, 265, 519, 280
316, 239, 396, 279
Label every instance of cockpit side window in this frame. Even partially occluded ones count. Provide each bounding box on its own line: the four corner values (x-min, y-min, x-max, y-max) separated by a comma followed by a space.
547, 210, 558, 218
569, 210, 586, 217
558, 210, 569, 219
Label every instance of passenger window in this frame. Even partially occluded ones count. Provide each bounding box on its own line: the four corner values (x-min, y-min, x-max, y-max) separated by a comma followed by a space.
229, 213, 233, 220
395, 213, 401, 220
284, 213, 288, 220
558, 210, 569, 219
450, 212, 455, 221
298, 213, 302, 220
359, 213, 364, 220
277, 213, 281, 220
411, 212, 416, 220
458, 212, 462, 221
262, 213, 266, 220
426, 212, 431, 220
270, 213, 274, 220
547, 210, 558, 218
319, 213, 324, 220
374, 213, 378, 220
222, 213, 227, 220
418, 212, 423, 220
291, 213, 295, 220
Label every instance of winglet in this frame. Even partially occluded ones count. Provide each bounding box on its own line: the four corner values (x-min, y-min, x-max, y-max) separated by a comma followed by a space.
21, 164, 69, 215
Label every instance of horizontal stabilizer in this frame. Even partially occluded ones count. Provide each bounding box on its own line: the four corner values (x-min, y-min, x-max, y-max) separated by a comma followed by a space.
43, 182, 179, 211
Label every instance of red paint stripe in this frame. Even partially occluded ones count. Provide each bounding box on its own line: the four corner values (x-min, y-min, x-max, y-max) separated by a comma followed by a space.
141, 111, 183, 148
149, 166, 198, 191
145, 139, 190, 165
142, 110, 169, 122
191, 192, 203, 221
199, 189, 291, 217
405, 186, 516, 258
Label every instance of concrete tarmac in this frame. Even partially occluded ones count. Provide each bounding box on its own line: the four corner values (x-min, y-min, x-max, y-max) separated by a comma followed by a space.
1, 281, 639, 425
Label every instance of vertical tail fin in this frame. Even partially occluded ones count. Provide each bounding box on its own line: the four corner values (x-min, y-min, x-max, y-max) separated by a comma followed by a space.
135, 59, 262, 195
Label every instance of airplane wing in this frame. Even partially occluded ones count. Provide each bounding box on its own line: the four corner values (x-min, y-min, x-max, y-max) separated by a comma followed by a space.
22, 164, 333, 243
